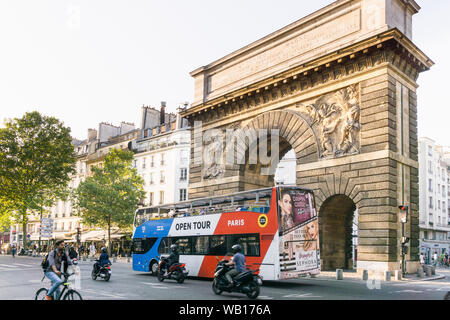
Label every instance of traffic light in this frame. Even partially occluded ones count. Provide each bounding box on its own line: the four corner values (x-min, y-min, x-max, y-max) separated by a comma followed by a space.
398, 205, 409, 223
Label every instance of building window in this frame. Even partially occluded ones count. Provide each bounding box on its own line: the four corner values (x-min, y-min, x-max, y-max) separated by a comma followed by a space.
180, 168, 187, 181
429, 179, 433, 192
159, 191, 164, 204
151, 156, 154, 167
149, 172, 154, 185
429, 196, 433, 209
161, 153, 165, 166
160, 171, 165, 183
428, 146, 433, 156
142, 157, 146, 169
149, 192, 154, 206
179, 189, 187, 201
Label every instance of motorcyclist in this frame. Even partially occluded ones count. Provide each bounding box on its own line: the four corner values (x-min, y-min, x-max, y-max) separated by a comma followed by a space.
163, 244, 179, 275
225, 244, 246, 288
94, 247, 111, 273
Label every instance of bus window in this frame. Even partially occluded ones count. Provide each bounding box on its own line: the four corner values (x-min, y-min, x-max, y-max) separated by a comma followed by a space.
209, 235, 228, 256
158, 237, 171, 254
230, 234, 260, 257
173, 237, 192, 255
131, 238, 157, 254
192, 236, 209, 255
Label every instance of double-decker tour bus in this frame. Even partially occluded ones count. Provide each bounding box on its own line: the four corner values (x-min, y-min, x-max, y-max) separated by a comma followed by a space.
132, 186, 320, 280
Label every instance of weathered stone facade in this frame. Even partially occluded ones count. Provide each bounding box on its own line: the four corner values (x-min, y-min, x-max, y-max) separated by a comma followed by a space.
181, 0, 433, 274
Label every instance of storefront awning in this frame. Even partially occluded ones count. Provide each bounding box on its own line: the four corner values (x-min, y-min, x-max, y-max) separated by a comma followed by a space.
80, 229, 126, 242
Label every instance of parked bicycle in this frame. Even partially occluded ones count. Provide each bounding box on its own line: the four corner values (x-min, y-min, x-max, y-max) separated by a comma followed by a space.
35, 272, 82, 300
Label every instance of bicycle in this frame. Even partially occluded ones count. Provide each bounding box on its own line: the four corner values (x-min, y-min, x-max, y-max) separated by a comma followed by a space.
35, 272, 82, 300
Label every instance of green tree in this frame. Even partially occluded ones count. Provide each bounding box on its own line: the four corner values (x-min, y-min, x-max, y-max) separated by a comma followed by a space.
72, 148, 144, 255
0, 111, 76, 248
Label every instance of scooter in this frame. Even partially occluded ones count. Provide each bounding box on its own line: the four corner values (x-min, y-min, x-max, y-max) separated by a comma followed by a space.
156, 256, 188, 284
91, 260, 111, 281
212, 259, 262, 299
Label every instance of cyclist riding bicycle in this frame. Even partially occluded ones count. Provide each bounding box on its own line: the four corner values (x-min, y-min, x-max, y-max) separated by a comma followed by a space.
44, 240, 73, 300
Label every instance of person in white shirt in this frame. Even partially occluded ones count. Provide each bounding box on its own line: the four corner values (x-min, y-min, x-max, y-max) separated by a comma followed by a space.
89, 243, 96, 258
419, 252, 425, 266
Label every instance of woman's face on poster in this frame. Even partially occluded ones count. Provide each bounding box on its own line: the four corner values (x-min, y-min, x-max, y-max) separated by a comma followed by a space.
306, 220, 318, 239
279, 193, 293, 215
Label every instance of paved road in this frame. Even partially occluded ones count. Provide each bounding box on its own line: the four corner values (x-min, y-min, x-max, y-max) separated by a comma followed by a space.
0, 255, 448, 300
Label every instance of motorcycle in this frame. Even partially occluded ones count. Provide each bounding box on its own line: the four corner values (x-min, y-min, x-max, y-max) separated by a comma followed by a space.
212, 259, 262, 299
18, 248, 32, 256
91, 260, 111, 281
156, 256, 188, 284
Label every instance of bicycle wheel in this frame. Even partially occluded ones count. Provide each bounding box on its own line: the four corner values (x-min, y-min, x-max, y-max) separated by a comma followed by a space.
35, 288, 48, 300
63, 289, 83, 300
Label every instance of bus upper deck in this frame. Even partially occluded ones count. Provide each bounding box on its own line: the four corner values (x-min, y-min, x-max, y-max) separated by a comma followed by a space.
134, 186, 281, 226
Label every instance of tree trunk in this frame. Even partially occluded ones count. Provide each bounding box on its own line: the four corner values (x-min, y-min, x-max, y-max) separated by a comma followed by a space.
22, 207, 28, 250
108, 215, 111, 256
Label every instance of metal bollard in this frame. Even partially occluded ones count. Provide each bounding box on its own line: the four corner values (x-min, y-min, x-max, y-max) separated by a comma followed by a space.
394, 270, 402, 281
113, 254, 117, 263
431, 266, 436, 275
362, 270, 368, 281
336, 269, 343, 280
127, 254, 131, 263
417, 267, 424, 278
425, 266, 432, 277
384, 271, 391, 282
83, 255, 86, 261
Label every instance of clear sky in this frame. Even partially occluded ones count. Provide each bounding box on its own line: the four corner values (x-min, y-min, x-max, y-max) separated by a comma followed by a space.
0, 0, 448, 146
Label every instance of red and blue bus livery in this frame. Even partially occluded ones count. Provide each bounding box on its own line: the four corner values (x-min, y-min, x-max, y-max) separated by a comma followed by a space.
132, 186, 320, 281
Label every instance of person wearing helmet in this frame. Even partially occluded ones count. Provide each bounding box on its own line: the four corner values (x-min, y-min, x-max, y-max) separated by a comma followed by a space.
94, 247, 111, 273
225, 244, 246, 288
163, 244, 180, 276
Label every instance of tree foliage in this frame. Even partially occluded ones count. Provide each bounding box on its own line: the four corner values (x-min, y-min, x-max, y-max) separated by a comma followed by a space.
72, 148, 144, 254
0, 111, 76, 245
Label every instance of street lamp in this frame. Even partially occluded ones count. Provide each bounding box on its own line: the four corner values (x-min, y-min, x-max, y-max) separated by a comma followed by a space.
398, 205, 409, 277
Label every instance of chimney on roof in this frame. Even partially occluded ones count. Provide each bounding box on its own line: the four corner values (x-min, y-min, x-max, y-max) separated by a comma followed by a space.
160, 102, 166, 125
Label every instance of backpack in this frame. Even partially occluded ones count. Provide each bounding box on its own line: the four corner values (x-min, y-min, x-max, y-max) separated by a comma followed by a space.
41, 250, 54, 272
41, 249, 67, 272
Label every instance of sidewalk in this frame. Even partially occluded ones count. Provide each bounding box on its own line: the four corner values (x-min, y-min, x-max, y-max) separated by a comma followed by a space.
315, 269, 447, 282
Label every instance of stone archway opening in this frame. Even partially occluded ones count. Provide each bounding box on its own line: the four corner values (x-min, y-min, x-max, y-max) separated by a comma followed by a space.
241, 133, 295, 191
319, 194, 357, 271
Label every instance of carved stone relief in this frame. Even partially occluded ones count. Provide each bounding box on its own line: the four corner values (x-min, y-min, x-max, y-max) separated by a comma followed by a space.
297, 85, 360, 159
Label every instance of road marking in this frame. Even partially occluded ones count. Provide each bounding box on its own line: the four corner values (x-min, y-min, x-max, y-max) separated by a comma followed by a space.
0, 264, 19, 268
282, 293, 322, 298
12, 263, 33, 267
390, 290, 423, 294
258, 295, 275, 300
140, 282, 170, 289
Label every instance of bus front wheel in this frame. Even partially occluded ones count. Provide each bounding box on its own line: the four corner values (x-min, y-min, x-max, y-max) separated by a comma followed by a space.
150, 261, 158, 275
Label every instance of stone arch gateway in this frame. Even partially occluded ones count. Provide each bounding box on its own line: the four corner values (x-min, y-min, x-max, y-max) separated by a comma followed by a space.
181, 0, 433, 274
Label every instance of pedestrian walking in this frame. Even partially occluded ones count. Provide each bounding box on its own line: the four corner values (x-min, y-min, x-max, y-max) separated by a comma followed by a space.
419, 252, 425, 266
11, 243, 16, 258
433, 252, 438, 266
89, 243, 96, 258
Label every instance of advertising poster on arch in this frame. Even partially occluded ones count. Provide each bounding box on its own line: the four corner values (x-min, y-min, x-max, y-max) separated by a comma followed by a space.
277, 188, 320, 279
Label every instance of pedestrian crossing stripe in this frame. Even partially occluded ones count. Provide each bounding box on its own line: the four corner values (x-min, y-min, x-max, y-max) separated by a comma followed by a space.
0, 264, 19, 268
